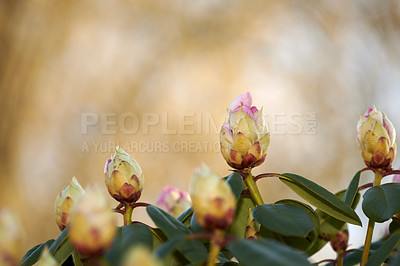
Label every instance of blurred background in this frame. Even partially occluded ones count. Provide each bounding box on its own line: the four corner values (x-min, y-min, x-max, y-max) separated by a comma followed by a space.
1, 0, 400, 262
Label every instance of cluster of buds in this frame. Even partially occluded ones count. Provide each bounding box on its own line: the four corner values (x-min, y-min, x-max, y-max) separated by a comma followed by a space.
104, 146, 144, 203
220, 92, 270, 170
357, 106, 397, 171
54, 177, 85, 231
0, 208, 23, 266
189, 164, 236, 232
156, 186, 192, 218
68, 187, 116, 257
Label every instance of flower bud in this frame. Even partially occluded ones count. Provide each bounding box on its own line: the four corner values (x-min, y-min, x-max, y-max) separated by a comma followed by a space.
220, 92, 270, 170
122, 245, 162, 266
330, 229, 349, 253
55, 177, 85, 231
245, 208, 259, 240
0, 208, 23, 266
35, 247, 59, 266
68, 186, 116, 257
357, 106, 397, 171
105, 146, 144, 203
156, 186, 192, 218
189, 164, 236, 231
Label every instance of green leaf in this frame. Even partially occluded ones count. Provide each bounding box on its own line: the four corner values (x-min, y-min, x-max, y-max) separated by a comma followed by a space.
147, 206, 191, 235
72, 249, 83, 266
48, 227, 74, 264
229, 195, 255, 238
253, 204, 315, 237
154, 235, 186, 259
177, 207, 193, 228
226, 172, 243, 200
365, 233, 400, 266
306, 190, 360, 256
362, 183, 400, 222
342, 250, 363, 266
388, 246, 400, 265
343, 170, 361, 206
389, 217, 400, 234
146, 206, 208, 264
259, 221, 318, 254
48, 227, 69, 254
275, 199, 320, 232
274, 199, 320, 252
227, 239, 312, 266
328, 240, 384, 266
20, 239, 55, 266
324, 249, 363, 266
105, 223, 153, 265
151, 229, 188, 266
279, 173, 361, 226
190, 213, 205, 233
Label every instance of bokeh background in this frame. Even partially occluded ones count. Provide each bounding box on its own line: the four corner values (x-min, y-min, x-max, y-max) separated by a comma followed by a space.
1, 0, 400, 262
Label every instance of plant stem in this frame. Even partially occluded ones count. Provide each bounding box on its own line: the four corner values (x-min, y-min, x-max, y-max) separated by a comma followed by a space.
360, 171, 382, 265
244, 170, 264, 206
207, 242, 220, 266
123, 203, 133, 226
207, 230, 223, 266
336, 253, 343, 266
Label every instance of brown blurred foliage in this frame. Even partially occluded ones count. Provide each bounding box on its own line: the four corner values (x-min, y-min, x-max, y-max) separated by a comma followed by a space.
1, 0, 400, 257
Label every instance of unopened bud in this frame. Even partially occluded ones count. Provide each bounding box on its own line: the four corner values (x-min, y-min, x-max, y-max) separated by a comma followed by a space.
68, 187, 116, 257
330, 229, 349, 253
105, 146, 144, 203
55, 177, 85, 231
0, 208, 23, 266
220, 92, 270, 170
156, 186, 191, 218
357, 106, 396, 171
189, 164, 236, 231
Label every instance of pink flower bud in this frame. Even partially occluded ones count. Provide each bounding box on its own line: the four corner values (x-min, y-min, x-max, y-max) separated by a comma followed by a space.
156, 186, 191, 218
357, 106, 397, 171
220, 92, 270, 170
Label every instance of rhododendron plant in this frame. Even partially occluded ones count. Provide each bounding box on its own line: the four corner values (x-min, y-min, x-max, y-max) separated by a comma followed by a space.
12, 94, 400, 266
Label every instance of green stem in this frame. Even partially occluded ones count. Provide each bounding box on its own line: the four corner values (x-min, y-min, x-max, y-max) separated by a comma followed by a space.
207, 242, 220, 266
244, 170, 264, 206
360, 171, 382, 265
336, 253, 343, 266
207, 230, 223, 266
123, 203, 133, 226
